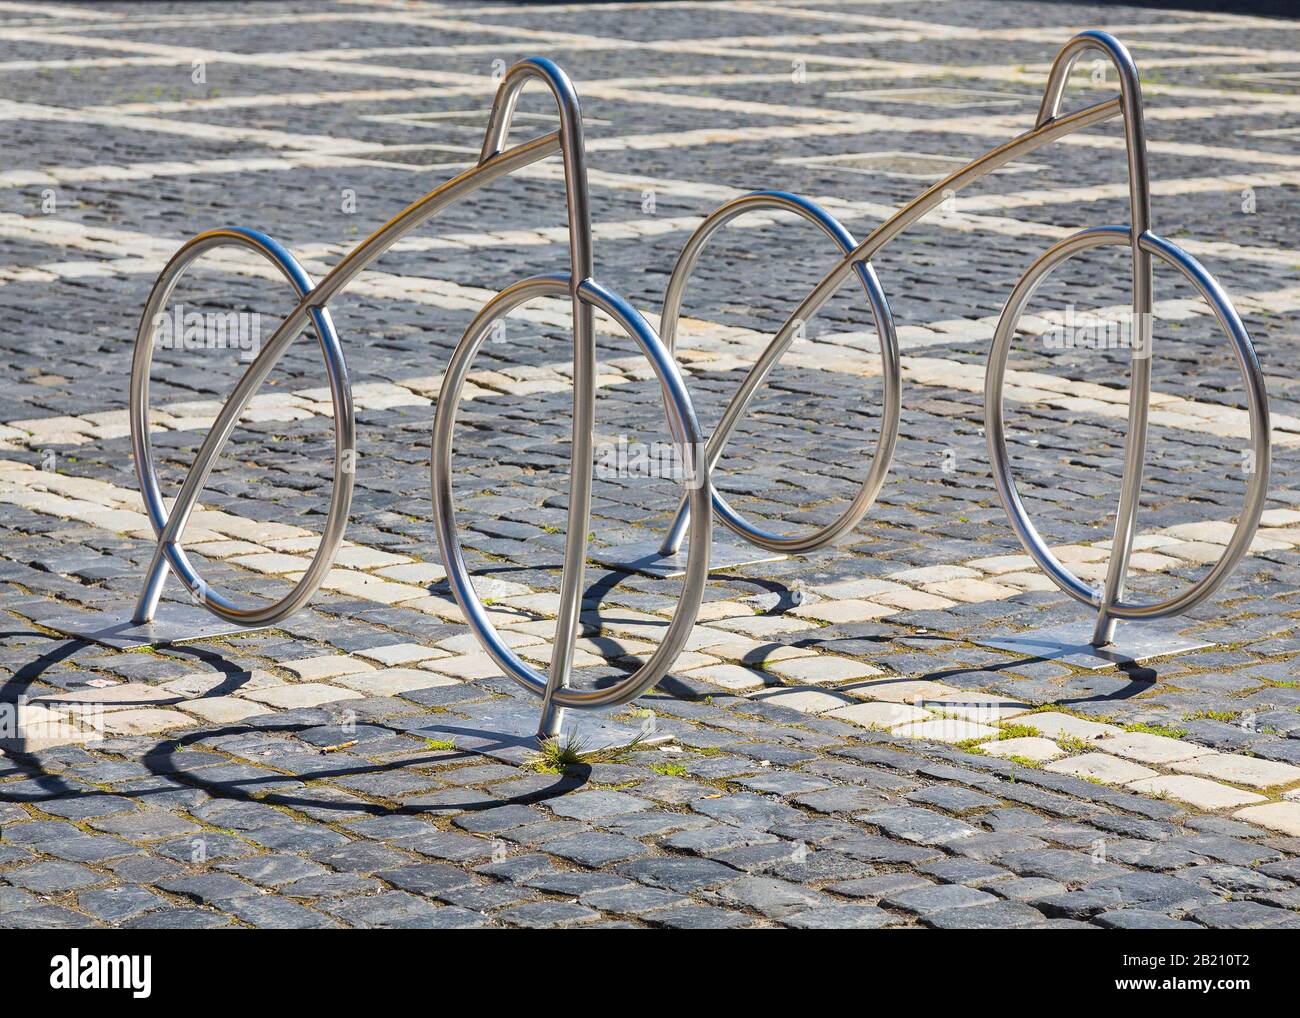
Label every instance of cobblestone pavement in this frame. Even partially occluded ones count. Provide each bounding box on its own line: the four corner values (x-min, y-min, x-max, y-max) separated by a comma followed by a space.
2, 0, 1300, 930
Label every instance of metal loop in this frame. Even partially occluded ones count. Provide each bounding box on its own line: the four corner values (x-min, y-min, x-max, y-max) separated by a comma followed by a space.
657, 191, 901, 554
985, 226, 1271, 621
129, 227, 355, 626
432, 274, 712, 710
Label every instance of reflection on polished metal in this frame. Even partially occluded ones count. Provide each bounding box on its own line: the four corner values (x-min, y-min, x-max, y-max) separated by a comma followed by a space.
44, 60, 715, 748
978, 32, 1270, 666
596, 31, 1269, 670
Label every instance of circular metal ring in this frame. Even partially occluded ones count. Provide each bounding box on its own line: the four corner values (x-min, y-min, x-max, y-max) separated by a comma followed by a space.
130, 227, 355, 625
986, 225, 1271, 620
432, 273, 711, 709
661, 191, 901, 552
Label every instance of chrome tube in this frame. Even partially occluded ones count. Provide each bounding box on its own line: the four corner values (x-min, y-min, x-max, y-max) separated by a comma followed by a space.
656, 191, 900, 555
430, 275, 711, 711
129, 228, 354, 626
985, 227, 1270, 623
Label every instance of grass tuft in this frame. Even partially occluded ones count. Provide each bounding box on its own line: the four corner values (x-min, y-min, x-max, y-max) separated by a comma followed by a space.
531, 729, 592, 773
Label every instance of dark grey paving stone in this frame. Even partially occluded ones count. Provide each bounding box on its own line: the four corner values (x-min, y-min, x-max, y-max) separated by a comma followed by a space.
646, 905, 755, 929
616, 856, 742, 893
858, 806, 979, 846
716, 876, 826, 918
4, 860, 106, 892
1096, 909, 1204, 930
1191, 900, 1299, 929
1036, 872, 1220, 920
123, 908, 234, 930
546, 789, 652, 820
782, 904, 899, 929
883, 883, 999, 916
578, 884, 687, 914
922, 901, 1046, 929
541, 831, 648, 867
77, 885, 168, 924
497, 901, 600, 928
326, 891, 486, 929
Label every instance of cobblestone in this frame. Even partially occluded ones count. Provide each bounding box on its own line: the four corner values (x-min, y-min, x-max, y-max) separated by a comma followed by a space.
1, 0, 1299, 931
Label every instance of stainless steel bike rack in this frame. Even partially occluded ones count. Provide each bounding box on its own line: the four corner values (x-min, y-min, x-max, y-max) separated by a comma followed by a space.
42, 32, 1269, 727
593, 31, 1270, 667
44, 60, 715, 748
975, 32, 1270, 668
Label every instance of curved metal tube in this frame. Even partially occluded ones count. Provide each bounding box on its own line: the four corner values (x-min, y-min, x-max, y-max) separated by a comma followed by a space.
129, 228, 354, 626
985, 226, 1270, 621
655, 191, 900, 554
1036, 31, 1155, 645
431, 274, 711, 709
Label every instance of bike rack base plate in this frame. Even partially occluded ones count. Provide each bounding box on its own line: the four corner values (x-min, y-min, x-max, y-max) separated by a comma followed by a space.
411, 699, 672, 762
974, 621, 1213, 670
39, 603, 265, 649
589, 538, 786, 579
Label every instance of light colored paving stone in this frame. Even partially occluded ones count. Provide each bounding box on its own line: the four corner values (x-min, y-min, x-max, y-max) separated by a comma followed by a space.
923, 578, 1020, 603
826, 700, 932, 729
1169, 753, 1300, 790
922, 693, 1032, 722
683, 664, 774, 691
1045, 753, 1158, 785
1158, 541, 1224, 565
1095, 730, 1216, 765
748, 686, 857, 715
807, 578, 908, 600
991, 571, 1058, 592
372, 562, 447, 586
331, 545, 412, 569
692, 600, 756, 621
517, 644, 605, 669
966, 554, 1036, 574
706, 614, 818, 637
632, 650, 719, 672
178, 696, 272, 724
321, 570, 428, 605
766, 656, 881, 685
1126, 775, 1267, 810
843, 678, 963, 704
239, 684, 363, 709
890, 719, 1000, 744
282, 655, 375, 681
575, 635, 657, 659
228, 552, 312, 574
98, 708, 194, 735
421, 653, 504, 681
1019, 712, 1122, 742
2, 703, 102, 749
161, 670, 282, 698
789, 599, 896, 624
1233, 802, 1300, 837
438, 631, 542, 655
355, 643, 446, 667
29, 682, 180, 707
980, 737, 1065, 763
334, 669, 459, 696
693, 640, 813, 665
888, 564, 979, 584
870, 589, 955, 610
683, 625, 768, 651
